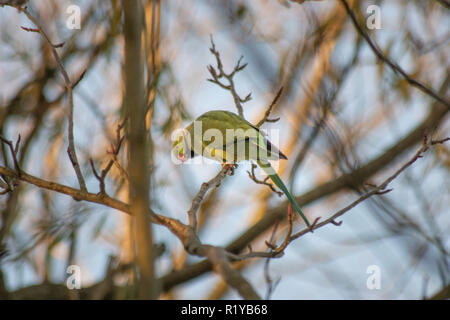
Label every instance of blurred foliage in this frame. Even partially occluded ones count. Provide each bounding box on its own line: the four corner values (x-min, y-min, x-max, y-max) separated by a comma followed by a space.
0, 0, 449, 299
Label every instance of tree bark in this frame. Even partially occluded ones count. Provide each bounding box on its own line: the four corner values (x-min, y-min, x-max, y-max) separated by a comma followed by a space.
123, 0, 156, 299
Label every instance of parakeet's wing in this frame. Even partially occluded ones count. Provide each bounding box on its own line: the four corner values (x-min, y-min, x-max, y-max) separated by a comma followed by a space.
188, 110, 286, 161
215, 111, 287, 160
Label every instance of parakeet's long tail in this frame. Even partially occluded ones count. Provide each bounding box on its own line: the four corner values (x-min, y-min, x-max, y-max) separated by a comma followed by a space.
257, 160, 311, 227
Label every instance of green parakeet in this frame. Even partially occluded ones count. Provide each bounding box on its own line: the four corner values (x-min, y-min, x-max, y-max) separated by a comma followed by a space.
173, 110, 311, 227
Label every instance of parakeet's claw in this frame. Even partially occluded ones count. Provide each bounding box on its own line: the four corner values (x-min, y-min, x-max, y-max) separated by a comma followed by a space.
221, 163, 231, 174
222, 163, 238, 175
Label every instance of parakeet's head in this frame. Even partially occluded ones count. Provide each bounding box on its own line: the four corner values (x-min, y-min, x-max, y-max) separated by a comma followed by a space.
172, 129, 192, 163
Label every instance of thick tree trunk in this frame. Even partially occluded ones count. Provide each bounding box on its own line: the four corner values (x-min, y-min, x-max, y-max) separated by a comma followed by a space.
123, 0, 156, 300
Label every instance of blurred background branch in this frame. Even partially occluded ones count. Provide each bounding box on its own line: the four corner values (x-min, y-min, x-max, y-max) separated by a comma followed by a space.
0, 0, 448, 300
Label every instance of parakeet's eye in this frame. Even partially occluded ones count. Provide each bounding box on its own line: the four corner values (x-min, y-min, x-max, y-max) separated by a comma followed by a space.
178, 148, 187, 162
172, 130, 190, 163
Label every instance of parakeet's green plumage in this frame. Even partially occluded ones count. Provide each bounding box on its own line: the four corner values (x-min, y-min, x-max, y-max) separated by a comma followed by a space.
173, 110, 310, 227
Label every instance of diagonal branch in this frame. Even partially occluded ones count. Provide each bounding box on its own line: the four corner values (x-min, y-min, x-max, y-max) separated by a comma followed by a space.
255, 87, 283, 128
206, 246, 261, 300
286, 135, 450, 242
187, 165, 231, 231
339, 0, 450, 110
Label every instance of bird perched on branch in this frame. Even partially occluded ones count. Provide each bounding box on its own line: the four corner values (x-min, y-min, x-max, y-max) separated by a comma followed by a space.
172, 110, 311, 227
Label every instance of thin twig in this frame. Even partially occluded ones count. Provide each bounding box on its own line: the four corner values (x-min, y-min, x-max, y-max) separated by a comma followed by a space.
232, 206, 295, 262
0, 134, 21, 176
272, 203, 294, 254
18, 5, 87, 191
0, 134, 21, 194
256, 87, 283, 128
247, 163, 283, 196
89, 120, 127, 195
263, 232, 281, 299
72, 69, 87, 89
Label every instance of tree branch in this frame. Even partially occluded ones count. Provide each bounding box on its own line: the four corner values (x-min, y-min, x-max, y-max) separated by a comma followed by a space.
89, 120, 126, 195
255, 87, 283, 128
17, 5, 87, 191
206, 246, 261, 300
207, 36, 251, 118
247, 163, 283, 196
187, 165, 231, 231
286, 135, 449, 243
339, 0, 450, 109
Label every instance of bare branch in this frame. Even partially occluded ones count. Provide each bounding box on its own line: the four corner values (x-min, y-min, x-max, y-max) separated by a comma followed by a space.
206, 246, 261, 300
247, 163, 283, 196
188, 165, 232, 231
0, 134, 21, 176
72, 68, 87, 89
263, 221, 281, 299
231, 206, 295, 262
207, 36, 251, 118
90, 120, 127, 195
270, 203, 294, 254
16, 5, 87, 191
256, 87, 283, 128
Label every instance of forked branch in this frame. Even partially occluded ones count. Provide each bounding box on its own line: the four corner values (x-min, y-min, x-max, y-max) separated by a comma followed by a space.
89, 119, 127, 195
207, 36, 251, 118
